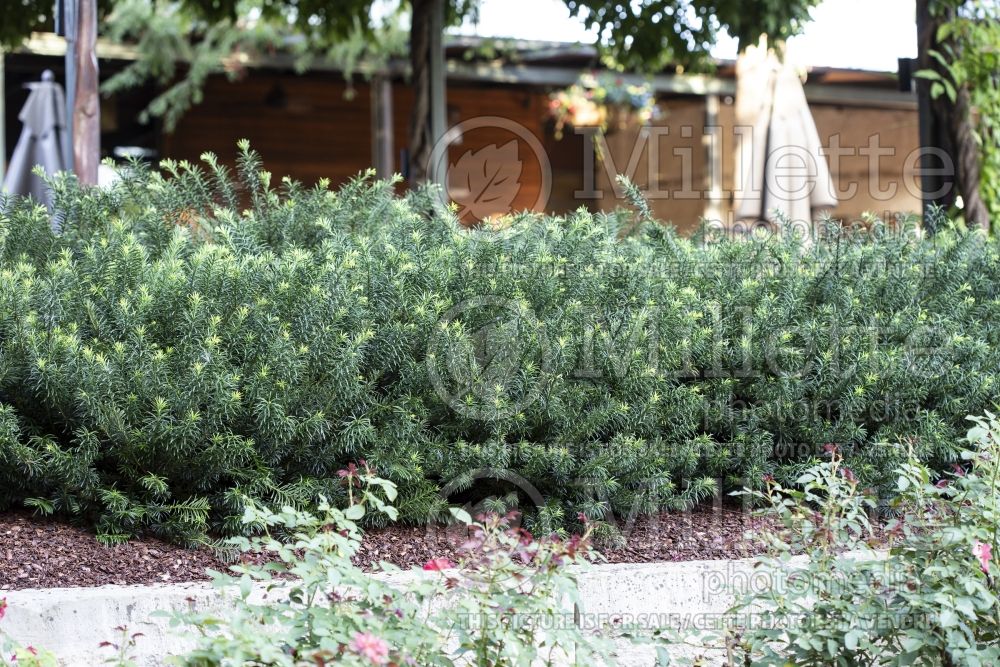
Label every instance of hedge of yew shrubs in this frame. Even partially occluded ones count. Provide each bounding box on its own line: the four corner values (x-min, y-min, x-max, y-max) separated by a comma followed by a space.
0, 144, 996, 543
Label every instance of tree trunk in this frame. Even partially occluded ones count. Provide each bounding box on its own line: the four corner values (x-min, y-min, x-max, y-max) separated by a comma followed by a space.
73, 0, 100, 185
916, 0, 988, 230
949, 84, 987, 228
407, 0, 445, 186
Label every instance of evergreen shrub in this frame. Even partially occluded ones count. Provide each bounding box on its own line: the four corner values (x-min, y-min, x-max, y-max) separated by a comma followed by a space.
0, 144, 996, 543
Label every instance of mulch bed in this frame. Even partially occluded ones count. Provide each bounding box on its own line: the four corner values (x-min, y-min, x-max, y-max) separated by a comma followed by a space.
1, 505, 774, 591
0, 511, 223, 590
596, 504, 775, 564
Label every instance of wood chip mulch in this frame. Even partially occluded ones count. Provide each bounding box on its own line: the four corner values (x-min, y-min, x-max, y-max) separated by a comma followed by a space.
0, 511, 224, 591
1, 505, 774, 591
597, 504, 776, 564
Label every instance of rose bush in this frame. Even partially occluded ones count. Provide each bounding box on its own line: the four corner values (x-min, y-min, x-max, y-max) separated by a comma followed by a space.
705, 414, 1000, 666
166, 464, 658, 666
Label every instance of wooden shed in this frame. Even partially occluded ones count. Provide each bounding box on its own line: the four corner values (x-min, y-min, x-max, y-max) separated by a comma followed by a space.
3, 35, 921, 232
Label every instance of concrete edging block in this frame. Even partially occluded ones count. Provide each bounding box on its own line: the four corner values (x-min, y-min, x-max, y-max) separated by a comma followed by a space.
3, 552, 882, 666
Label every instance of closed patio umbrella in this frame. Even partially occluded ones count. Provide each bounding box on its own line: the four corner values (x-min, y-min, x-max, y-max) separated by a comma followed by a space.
733, 44, 838, 229
2, 70, 69, 209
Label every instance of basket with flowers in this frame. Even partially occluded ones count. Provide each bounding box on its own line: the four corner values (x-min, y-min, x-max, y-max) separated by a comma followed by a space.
548, 72, 659, 139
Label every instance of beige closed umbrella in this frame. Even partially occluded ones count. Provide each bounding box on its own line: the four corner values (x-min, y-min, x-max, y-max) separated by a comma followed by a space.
733, 43, 837, 229
2, 70, 70, 210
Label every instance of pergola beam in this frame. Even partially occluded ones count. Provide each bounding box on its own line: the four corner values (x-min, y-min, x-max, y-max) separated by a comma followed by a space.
444, 62, 918, 110
18, 32, 918, 112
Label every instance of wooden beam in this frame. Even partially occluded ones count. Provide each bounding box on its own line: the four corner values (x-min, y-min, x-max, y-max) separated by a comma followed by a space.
801, 83, 917, 110
445, 61, 736, 97
19, 32, 918, 111
21, 32, 137, 61
444, 62, 918, 110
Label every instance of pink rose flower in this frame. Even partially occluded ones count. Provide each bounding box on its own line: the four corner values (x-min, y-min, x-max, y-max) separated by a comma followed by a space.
348, 632, 390, 665
973, 541, 993, 573
422, 557, 456, 572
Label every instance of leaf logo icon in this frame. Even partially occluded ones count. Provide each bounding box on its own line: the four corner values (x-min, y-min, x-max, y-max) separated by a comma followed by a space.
448, 140, 523, 222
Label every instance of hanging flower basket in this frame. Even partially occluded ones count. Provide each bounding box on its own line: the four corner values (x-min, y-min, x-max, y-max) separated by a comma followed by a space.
548, 84, 605, 139
547, 72, 659, 139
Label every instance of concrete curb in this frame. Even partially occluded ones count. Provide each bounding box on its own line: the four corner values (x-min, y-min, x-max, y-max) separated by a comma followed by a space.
3, 554, 875, 666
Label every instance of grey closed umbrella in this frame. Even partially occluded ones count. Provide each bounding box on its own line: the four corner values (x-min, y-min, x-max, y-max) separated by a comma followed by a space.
733, 44, 837, 229
2, 70, 70, 209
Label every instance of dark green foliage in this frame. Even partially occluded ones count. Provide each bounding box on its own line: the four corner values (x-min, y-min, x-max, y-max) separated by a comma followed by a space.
0, 146, 998, 543
2, 0, 53, 49
563, 0, 822, 72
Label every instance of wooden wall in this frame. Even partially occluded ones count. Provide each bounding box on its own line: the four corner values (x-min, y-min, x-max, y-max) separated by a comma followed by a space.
715, 98, 922, 226
810, 104, 922, 222
160, 71, 922, 231
161, 72, 374, 186
598, 97, 922, 232
390, 82, 551, 223
596, 97, 709, 234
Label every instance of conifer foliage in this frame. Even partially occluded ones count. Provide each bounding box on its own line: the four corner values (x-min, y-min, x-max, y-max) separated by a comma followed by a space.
0, 145, 997, 543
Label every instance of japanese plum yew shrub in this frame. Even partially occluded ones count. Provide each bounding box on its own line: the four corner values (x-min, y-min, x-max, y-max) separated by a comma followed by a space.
0, 144, 997, 543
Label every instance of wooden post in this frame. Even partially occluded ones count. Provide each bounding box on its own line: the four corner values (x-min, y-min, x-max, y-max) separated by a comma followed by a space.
916, 0, 946, 221
72, 0, 100, 185
428, 0, 446, 187
915, 0, 986, 230
406, 0, 447, 185
0, 48, 6, 184
370, 74, 395, 179
59, 0, 77, 169
704, 93, 724, 224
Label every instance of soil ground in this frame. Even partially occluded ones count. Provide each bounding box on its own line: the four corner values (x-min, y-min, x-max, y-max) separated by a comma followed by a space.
1, 504, 773, 590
